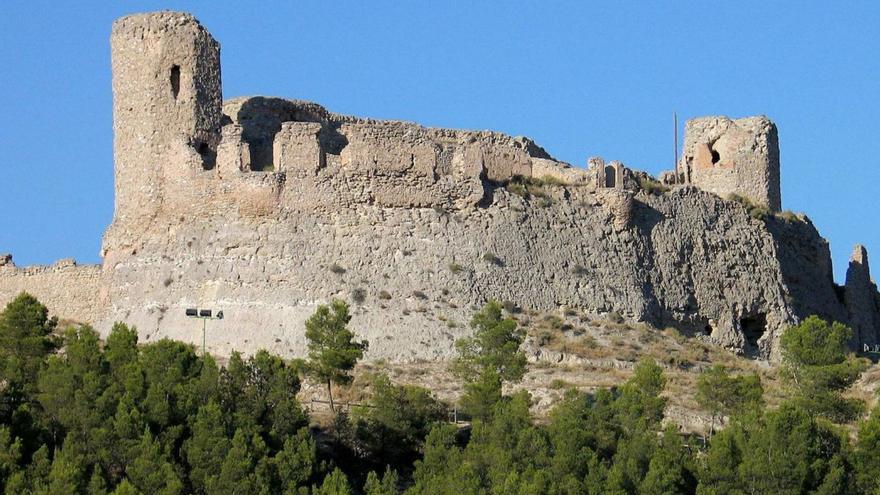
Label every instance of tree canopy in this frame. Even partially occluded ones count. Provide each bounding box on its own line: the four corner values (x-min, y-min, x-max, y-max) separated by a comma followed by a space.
1, 293, 878, 495
305, 299, 368, 411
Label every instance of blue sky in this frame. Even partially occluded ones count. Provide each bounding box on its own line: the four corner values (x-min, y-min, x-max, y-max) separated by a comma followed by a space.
1, 1, 877, 282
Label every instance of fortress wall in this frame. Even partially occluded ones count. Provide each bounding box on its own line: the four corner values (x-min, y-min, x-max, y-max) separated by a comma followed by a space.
75, 11, 871, 361
95, 184, 803, 360
0, 259, 107, 324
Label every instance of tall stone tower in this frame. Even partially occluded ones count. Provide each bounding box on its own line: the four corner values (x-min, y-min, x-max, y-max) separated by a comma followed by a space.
109, 12, 222, 230
679, 116, 781, 211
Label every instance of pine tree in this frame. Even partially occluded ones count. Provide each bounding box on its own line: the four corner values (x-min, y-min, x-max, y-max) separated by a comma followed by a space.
780, 316, 868, 422
363, 468, 399, 495
452, 301, 527, 420
42, 444, 85, 495
0, 293, 58, 397
273, 428, 316, 493
125, 429, 182, 495
314, 467, 352, 495
87, 465, 109, 495
695, 365, 763, 439
854, 405, 880, 494
206, 428, 265, 495
183, 402, 230, 493
304, 300, 367, 412
0, 426, 22, 493
111, 479, 141, 495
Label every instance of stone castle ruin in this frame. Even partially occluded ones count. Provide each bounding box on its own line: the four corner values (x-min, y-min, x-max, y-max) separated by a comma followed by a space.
1, 11, 878, 360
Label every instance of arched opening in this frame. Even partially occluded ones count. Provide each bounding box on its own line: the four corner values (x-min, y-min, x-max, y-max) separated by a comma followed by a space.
604, 165, 617, 187
170, 65, 181, 100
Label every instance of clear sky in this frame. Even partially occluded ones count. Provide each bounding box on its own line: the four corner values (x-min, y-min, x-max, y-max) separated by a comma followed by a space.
1, 1, 877, 282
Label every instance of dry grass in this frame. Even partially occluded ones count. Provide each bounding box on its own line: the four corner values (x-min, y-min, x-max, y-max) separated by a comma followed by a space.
299, 308, 880, 436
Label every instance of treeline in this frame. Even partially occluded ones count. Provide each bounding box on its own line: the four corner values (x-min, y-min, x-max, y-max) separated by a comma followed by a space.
0, 293, 879, 494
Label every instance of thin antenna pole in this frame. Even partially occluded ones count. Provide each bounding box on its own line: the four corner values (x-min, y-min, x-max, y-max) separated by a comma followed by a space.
673, 112, 678, 174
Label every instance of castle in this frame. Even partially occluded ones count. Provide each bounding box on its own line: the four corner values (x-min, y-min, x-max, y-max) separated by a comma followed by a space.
1, 12, 877, 360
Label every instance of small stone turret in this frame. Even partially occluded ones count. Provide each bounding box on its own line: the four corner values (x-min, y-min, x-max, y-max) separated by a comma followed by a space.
109, 11, 222, 227
679, 116, 781, 211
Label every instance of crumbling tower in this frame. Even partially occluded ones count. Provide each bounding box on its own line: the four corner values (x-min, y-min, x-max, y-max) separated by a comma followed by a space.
109, 12, 222, 229
679, 116, 781, 211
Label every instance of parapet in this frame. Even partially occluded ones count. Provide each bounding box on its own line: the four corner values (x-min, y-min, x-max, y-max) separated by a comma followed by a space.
679, 116, 781, 211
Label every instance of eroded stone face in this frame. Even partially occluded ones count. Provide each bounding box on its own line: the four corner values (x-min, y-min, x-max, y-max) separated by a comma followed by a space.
846, 245, 880, 348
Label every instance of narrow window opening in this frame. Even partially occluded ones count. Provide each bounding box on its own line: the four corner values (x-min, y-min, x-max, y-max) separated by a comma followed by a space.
170, 65, 181, 100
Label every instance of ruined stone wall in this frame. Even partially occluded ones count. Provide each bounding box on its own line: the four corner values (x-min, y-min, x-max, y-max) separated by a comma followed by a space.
0, 257, 107, 324
8, 11, 878, 363
680, 116, 781, 211
93, 179, 810, 360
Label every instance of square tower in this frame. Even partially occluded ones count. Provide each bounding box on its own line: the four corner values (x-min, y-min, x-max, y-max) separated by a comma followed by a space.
109, 12, 222, 227
679, 116, 781, 211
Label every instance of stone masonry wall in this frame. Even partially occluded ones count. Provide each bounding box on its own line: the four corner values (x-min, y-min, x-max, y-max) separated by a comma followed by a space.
0, 257, 107, 324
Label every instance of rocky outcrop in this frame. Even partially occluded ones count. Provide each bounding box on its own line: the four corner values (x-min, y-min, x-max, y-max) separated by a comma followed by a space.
845, 246, 880, 349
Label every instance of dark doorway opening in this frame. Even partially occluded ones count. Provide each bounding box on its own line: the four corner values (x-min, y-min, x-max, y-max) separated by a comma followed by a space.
195, 141, 216, 170
604, 165, 616, 187
741, 314, 767, 348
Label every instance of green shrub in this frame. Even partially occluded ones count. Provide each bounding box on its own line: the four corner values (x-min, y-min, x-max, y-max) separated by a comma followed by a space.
728, 193, 770, 220
549, 378, 571, 390
636, 174, 669, 195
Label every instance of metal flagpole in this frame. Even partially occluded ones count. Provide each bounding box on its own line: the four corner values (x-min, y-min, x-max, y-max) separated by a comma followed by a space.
674, 112, 678, 174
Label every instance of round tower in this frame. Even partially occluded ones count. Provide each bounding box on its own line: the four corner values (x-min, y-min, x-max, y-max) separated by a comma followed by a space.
109, 11, 222, 229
